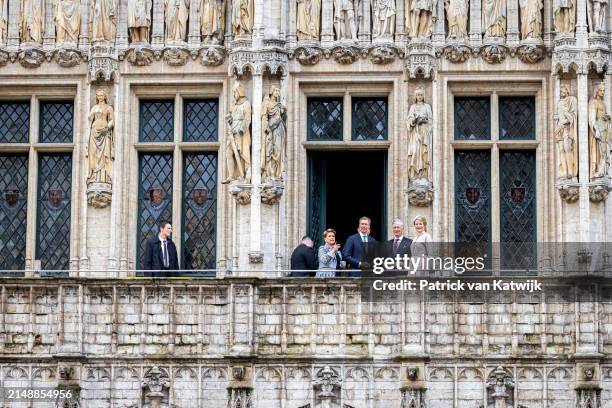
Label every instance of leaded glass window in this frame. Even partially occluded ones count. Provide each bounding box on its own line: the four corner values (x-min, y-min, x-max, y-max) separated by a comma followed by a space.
352, 98, 388, 140
500, 150, 536, 270
455, 150, 491, 243
307, 98, 343, 141
137, 154, 173, 269
139, 100, 174, 142
0, 102, 29, 143
36, 154, 72, 272
0, 154, 28, 272
183, 100, 218, 142
499, 97, 535, 140
454, 97, 490, 140
39, 101, 74, 143
182, 153, 217, 274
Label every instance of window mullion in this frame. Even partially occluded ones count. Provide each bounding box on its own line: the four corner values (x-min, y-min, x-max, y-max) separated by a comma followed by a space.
343, 91, 351, 141
173, 145, 182, 269
491, 143, 501, 272
491, 92, 499, 141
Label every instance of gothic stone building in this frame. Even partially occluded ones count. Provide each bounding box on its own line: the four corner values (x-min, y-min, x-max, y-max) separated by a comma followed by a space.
0, 0, 610, 407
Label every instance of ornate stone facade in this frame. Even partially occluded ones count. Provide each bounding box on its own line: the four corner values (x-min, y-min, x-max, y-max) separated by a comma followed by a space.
0, 0, 610, 406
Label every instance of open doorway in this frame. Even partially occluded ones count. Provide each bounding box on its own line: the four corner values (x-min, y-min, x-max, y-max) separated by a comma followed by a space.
307, 150, 387, 249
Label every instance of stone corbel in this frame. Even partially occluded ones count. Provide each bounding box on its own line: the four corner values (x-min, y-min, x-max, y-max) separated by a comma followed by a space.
588, 178, 610, 203
438, 43, 473, 63
260, 180, 284, 205
54, 48, 87, 68
407, 180, 434, 207
556, 180, 580, 203
479, 43, 510, 64
229, 182, 252, 205
162, 46, 190, 66
516, 43, 547, 63
369, 45, 398, 64
121, 45, 157, 66
17, 47, 47, 68
198, 46, 226, 66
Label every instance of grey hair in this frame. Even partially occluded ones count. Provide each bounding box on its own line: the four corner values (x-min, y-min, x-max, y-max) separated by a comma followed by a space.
391, 218, 404, 226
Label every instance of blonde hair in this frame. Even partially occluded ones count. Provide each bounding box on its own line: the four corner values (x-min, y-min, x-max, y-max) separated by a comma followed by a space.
413, 216, 428, 232
323, 228, 336, 238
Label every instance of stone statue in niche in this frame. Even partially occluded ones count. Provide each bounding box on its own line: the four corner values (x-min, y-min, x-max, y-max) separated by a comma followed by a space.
445, 0, 468, 39
20, 0, 45, 44
519, 0, 542, 40
90, 0, 117, 42
223, 83, 252, 184
554, 85, 578, 181
261, 86, 287, 181
372, 0, 396, 40
553, 0, 576, 34
165, 0, 189, 42
56, 0, 81, 45
128, 0, 152, 44
333, 0, 361, 41
589, 83, 611, 180
407, 87, 433, 183
406, 0, 435, 39
588, 0, 608, 33
201, 0, 225, 43
482, 0, 506, 37
87, 89, 115, 208
297, 0, 321, 40
232, 0, 254, 36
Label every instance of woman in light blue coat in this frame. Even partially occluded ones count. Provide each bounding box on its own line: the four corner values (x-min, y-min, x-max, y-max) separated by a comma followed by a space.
317, 229, 343, 277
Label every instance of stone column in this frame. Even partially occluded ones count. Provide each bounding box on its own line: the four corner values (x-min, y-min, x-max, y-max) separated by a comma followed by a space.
321, 0, 334, 44
116, 0, 129, 49
43, 0, 56, 48
6, 0, 20, 49
152, 0, 165, 46
253, 0, 265, 46
359, 0, 371, 44
225, 0, 233, 43
506, 0, 519, 44
288, 0, 297, 45
248, 73, 264, 267
396, 0, 406, 44
575, 0, 589, 45
577, 72, 590, 242
188, 0, 201, 46
469, 0, 483, 45
432, 0, 445, 44
78, 0, 91, 50
543, 0, 553, 44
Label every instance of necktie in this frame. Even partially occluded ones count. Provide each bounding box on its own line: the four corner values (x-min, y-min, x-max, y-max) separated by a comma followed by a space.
393, 238, 400, 255
362, 235, 367, 243
162, 240, 169, 268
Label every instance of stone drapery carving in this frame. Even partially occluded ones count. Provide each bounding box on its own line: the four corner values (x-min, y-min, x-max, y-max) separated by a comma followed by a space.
297, 0, 321, 40
553, 0, 576, 33
128, 0, 152, 44
519, 0, 543, 40
91, 0, 117, 42
224, 82, 252, 184
20, 0, 45, 44
588, 0, 608, 33
589, 83, 611, 181
87, 89, 115, 208
407, 87, 432, 183
232, 0, 254, 36
372, 0, 396, 40
555, 85, 578, 181
201, 0, 225, 44
483, 0, 507, 37
261, 86, 286, 181
406, 0, 435, 39
165, 0, 189, 42
56, 0, 81, 46
334, 0, 360, 40
445, 0, 468, 39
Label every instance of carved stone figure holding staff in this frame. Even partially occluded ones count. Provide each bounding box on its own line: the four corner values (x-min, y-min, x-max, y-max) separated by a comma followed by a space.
201, 0, 225, 43
589, 83, 611, 180
165, 0, 189, 42
407, 87, 433, 182
297, 0, 321, 40
56, 0, 81, 45
553, 0, 576, 33
87, 89, 115, 207
223, 83, 252, 184
445, 0, 468, 39
20, 0, 44, 44
128, 0, 152, 43
406, 0, 435, 39
554, 85, 578, 180
90, 0, 117, 42
261, 86, 287, 181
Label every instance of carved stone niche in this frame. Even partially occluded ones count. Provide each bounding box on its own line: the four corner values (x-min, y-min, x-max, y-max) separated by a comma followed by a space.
400, 387, 426, 408
57, 365, 81, 408
485, 366, 515, 408
311, 366, 344, 408
141, 366, 173, 408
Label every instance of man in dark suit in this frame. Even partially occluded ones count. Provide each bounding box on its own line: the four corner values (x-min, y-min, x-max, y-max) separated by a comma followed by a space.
387, 218, 413, 257
342, 216, 377, 277
290, 236, 316, 276
143, 220, 179, 276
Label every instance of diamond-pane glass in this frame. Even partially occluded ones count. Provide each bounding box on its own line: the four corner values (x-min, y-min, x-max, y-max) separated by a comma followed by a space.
307, 98, 343, 141
139, 100, 174, 142
36, 154, 72, 272
0, 102, 30, 143
352, 98, 387, 140
182, 153, 217, 274
500, 150, 536, 270
0, 155, 28, 273
184, 100, 218, 142
455, 150, 491, 243
137, 154, 173, 270
499, 97, 535, 140
454, 97, 490, 140
40, 101, 74, 143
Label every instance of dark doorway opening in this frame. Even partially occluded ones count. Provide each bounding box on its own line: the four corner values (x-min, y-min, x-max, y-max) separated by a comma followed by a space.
307, 150, 387, 249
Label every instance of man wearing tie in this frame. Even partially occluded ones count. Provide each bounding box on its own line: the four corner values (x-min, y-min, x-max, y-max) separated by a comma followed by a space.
387, 218, 413, 256
342, 216, 377, 277
143, 220, 179, 276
